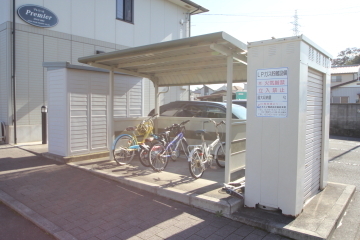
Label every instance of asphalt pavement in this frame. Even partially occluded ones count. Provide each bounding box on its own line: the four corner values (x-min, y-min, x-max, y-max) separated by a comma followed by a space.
0, 202, 55, 240
328, 136, 360, 240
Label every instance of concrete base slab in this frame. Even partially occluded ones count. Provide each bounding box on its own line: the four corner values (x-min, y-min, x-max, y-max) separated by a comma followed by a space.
231, 183, 355, 240
68, 157, 243, 217
42, 151, 109, 163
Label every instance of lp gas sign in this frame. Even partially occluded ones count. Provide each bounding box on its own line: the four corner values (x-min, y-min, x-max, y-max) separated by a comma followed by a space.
236, 91, 247, 100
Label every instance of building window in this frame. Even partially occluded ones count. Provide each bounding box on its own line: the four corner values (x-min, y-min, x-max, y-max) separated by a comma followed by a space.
332, 96, 349, 103
116, 0, 133, 23
331, 75, 342, 82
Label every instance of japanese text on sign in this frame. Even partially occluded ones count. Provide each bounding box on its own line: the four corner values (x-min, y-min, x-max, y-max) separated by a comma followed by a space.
256, 67, 288, 117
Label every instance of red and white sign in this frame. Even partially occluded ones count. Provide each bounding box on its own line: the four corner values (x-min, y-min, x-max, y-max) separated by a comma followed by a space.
256, 67, 288, 117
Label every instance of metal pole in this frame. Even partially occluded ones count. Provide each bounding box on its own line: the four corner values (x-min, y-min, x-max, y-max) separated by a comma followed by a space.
41, 106, 47, 144
154, 82, 159, 133
224, 54, 233, 183
108, 70, 115, 160
12, 0, 17, 144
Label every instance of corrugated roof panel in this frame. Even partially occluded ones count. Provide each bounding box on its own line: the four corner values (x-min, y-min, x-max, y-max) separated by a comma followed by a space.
78, 32, 247, 86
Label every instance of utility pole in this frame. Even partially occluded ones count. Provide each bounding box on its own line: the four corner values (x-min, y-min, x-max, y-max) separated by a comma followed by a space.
291, 10, 300, 36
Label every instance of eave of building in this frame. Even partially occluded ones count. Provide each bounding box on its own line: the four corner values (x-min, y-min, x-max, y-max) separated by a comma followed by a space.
167, 0, 209, 14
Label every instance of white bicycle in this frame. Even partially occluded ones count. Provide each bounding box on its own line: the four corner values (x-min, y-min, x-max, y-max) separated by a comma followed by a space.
188, 119, 226, 179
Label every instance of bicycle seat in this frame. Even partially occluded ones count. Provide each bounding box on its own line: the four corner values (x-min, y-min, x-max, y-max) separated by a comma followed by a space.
195, 130, 206, 136
126, 126, 136, 131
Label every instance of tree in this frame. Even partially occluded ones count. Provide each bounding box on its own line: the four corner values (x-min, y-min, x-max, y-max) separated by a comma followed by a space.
332, 47, 360, 66
349, 55, 360, 65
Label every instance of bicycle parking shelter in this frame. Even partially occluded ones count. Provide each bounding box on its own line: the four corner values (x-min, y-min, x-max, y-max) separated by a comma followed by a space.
77, 32, 332, 217
78, 31, 248, 184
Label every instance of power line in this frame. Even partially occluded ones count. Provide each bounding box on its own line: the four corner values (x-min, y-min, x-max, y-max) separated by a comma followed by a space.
198, 9, 360, 18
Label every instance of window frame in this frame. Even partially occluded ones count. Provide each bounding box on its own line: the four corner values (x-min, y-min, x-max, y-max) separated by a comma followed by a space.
331, 75, 342, 82
332, 96, 349, 103
116, 0, 134, 24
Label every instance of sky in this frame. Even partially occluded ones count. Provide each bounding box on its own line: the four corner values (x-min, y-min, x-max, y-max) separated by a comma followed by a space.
189, 0, 359, 90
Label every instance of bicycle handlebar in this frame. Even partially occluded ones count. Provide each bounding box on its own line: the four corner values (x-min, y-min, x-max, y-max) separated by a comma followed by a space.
205, 119, 225, 128
141, 114, 158, 124
216, 120, 225, 127
164, 120, 190, 131
180, 120, 190, 125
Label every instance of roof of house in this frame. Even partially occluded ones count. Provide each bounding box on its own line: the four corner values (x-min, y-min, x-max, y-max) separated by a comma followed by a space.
331, 65, 360, 74
215, 85, 243, 92
331, 79, 360, 89
196, 92, 231, 100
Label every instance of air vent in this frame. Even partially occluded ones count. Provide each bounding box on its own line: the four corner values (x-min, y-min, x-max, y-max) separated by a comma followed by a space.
252, 48, 259, 57
268, 46, 276, 56
286, 43, 295, 54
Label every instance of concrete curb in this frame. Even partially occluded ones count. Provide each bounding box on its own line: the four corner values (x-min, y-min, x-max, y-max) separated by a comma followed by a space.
68, 162, 243, 217
0, 189, 78, 240
42, 152, 109, 163
231, 183, 356, 240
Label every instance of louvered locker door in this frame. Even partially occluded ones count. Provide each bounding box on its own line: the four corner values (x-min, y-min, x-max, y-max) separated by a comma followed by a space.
69, 72, 89, 154
304, 68, 323, 202
90, 72, 108, 151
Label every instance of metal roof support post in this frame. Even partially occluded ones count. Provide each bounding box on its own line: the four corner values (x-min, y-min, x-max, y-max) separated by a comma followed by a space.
108, 69, 115, 160
225, 54, 233, 183
154, 81, 159, 133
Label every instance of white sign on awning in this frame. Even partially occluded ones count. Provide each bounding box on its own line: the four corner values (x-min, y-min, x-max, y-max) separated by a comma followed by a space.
256, 67, 288, 118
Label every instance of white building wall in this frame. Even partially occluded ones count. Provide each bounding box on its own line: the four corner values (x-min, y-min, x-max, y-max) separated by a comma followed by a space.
0, 24, 10, 125
331, 73, 356, 87
1, 0, 192, 143
2, 0, 189, 46
0, 0, 11, 25
332, 86, 360, 103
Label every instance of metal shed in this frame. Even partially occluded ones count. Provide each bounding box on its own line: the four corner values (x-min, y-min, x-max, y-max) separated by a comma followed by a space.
78, 31, 248, 182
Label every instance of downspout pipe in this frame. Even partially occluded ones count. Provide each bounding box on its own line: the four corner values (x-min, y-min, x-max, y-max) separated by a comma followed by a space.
12, 0, 17, 144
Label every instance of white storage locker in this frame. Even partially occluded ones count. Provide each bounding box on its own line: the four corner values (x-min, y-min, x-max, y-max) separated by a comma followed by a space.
46, 63, 143, 157
246, 35, 331, 216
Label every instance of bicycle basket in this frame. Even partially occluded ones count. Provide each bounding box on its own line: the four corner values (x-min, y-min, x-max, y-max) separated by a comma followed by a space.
136, 121, 153, 136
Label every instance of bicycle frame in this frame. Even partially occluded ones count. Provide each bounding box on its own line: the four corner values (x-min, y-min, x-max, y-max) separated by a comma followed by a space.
161, 131, 186, 158
188, 120, 223, 165
112, 116, 155, 153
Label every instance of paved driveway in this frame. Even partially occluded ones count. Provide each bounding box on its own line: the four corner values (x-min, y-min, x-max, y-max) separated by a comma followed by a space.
0, 144, 286, 240
328, 136, 360, 240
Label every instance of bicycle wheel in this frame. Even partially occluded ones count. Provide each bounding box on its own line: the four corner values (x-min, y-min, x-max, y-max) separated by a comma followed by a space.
188, 148, 205, 179
139, 140, 159, 167
149, 142, 168, 172
139, 149, 150, 167
113, 135, 136, 165
215, 142, 225, 168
